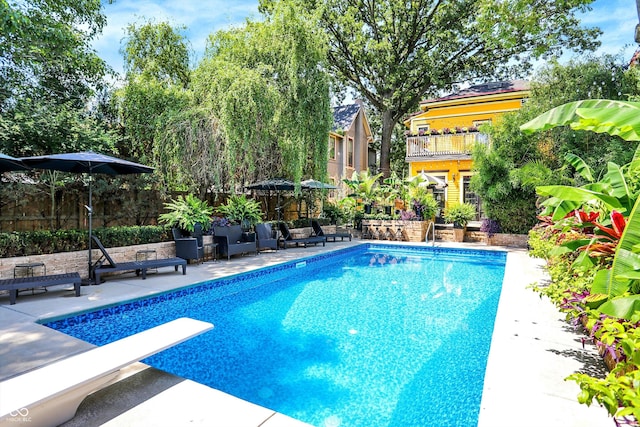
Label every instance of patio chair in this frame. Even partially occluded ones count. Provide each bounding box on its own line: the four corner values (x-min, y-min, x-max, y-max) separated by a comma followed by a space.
311, 219, 352, 242
278, 222, 326, 249
213, 225, 258, 260
91, 236, 187, 282
255, 223, 278, 252
172, 225, 205, 263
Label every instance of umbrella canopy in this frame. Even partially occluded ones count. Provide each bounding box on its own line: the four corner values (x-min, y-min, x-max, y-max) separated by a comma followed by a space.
20, 151, 154, 175
408, 172, 447, 188
246, 178, 297, 191
301, 179, 338, 190
20, 151, 154, 284
0, 153, 30, 173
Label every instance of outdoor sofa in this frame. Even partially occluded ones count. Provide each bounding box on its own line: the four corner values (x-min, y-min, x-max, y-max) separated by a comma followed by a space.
213, 225, 258, 260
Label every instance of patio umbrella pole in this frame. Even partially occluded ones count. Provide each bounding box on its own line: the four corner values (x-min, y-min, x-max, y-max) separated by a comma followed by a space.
85, 174, 96, 285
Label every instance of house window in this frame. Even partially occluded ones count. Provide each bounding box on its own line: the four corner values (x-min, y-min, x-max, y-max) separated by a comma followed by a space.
347, 137, 354, 167
417, 125, 430, 136
329, 136, 337, 160
462, 175, 481, 220
473, 119, 492, 127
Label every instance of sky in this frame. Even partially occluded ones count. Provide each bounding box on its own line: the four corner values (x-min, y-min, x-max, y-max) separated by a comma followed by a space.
94, 0, 639, 78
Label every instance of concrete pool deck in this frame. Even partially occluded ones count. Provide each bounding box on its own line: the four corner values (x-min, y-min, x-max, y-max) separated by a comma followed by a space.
0, 240, 611, 426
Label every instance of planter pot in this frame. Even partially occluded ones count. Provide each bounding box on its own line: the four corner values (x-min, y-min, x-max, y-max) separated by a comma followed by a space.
452, 227, 465, 242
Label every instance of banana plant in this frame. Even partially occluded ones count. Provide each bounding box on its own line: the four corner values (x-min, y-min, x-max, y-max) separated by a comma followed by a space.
522, 99, 640, 318
520, 99, 640, 142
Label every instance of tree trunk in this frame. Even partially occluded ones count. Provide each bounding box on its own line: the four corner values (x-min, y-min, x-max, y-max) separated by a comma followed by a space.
380, 109, 396, 178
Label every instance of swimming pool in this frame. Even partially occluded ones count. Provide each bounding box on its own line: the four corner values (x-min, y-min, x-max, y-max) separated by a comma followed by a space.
44, 244, 506, 427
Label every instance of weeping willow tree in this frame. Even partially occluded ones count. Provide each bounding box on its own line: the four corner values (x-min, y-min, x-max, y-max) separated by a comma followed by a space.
191, 1, 332, 191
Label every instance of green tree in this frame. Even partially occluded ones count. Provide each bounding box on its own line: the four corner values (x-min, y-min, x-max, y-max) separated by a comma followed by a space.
121, 20, 191, 88
0, 0, 109, 110
193, 2, 332, 190
471, 55, 640, 233
271, 0, 601, 177
117, 21, 191, 164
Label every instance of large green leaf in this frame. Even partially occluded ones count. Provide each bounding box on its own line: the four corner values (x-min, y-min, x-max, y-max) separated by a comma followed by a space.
592, 197, 640, 308
599, 295, 640, 320
520, 99, 640, 141
564, 153, 594, 183
536, 185, 624, 220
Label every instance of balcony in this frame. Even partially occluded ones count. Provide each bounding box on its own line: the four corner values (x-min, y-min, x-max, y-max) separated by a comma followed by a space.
405, 133, 489, 159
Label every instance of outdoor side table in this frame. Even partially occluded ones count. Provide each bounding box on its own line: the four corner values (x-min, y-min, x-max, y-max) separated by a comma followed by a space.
14, 262, 47, 295
203, 242, 218, 262
136, 249, 158, 273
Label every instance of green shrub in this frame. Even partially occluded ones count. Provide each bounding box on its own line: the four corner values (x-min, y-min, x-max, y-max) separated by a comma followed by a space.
485, 194, 537, 234
0, 226, 170, 257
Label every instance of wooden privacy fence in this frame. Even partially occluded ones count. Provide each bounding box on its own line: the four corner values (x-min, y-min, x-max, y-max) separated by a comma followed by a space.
0, 185, 320, 232
0, 189, 166, 232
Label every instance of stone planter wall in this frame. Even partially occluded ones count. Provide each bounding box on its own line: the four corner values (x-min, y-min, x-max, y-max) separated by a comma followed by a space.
433, 229, 528, 247
0, 237, 197, 280
361, 220, 432, 242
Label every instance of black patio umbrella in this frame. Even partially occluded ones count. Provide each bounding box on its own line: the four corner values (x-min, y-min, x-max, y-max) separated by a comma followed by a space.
0, 153, 30, 173
246, 178, 298, 222
20, 151, 154, 284
301, 179, 338, 218
301, 179, 337, 190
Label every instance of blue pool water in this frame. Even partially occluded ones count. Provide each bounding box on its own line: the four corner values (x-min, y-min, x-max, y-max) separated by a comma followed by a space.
44, 244, 506, 427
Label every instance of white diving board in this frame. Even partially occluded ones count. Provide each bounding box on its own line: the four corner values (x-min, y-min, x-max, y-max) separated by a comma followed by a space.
0, 317, 213, 427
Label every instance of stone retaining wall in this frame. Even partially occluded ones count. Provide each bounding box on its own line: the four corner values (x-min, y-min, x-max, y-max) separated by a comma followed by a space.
0, 239, 190, 280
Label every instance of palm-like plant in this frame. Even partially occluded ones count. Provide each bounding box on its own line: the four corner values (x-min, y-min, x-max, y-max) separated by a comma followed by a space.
216, 194, 264, 231
343, 170, 383, 205
158, 194, 214, 233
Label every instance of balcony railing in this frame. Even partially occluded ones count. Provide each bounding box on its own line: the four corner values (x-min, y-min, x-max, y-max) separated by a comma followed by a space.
406, 133, 489, 158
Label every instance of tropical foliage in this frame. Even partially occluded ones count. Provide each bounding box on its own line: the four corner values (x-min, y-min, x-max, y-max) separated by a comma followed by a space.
443, 203, 477, 227
158, 194, 214, 233
472, 55, 640, 233
523, 97, 640, 424
216, 195, 264, 230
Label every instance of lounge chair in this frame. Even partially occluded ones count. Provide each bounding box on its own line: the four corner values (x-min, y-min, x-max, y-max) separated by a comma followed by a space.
311, 219, 352, 242
213, 225, 258, 260
91, 236, 187, 283
0, 272, 81, 305
255, 223, 278, 252
278, 222, 326, 248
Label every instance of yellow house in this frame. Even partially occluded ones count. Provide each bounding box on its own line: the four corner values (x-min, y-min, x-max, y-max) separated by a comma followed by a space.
403, 80, 530, 219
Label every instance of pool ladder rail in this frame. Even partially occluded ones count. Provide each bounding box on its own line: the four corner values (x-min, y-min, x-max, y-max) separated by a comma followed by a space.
425, 222, 436, 246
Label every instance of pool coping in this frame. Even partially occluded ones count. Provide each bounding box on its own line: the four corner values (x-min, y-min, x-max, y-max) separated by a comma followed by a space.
0, 240, 611, 426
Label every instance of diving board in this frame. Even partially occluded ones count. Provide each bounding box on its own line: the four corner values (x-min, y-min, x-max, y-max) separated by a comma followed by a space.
0, 317, 213, 427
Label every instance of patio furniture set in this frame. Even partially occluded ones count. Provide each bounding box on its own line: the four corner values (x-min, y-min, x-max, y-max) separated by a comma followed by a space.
0, 221, 351, 305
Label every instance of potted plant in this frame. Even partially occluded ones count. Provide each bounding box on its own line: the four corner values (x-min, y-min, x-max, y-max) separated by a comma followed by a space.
480, 218, 501, 245
407, 186, 439, 221
342, 170, 383, 214
158, 194, 214, 235
216, 194, 264, 231
443, 203, 476, 242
